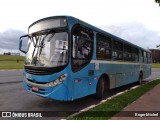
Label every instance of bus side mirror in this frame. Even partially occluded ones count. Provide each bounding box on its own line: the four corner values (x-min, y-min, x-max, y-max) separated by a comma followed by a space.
19, 35, 29, 54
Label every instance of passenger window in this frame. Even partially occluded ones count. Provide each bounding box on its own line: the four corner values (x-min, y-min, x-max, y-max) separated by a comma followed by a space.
112, 40, 123, 60
77, 38, 93, 59
147, 53, 151, 63
72, 25, 94, 72
124, 44, 131, 61
96, 34, 111, 59
143, 51, 147, 63
131, 47, 138, 62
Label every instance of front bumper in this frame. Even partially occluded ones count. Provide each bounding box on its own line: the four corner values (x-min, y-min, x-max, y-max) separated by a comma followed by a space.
23, 79, 69, 101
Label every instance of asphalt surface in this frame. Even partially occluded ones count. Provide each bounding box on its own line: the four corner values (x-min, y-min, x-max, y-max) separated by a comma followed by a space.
0, 69, 160, 120
0, 70, 23, 83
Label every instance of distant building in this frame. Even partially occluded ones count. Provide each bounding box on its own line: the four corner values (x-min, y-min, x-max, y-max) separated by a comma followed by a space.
3, 52, 20, 56
150, 49, 160, 63
11, 53, 20, 56
3, 52, 11, 55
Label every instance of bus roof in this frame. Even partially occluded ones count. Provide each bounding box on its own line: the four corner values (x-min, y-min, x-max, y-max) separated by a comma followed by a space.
74, 17, 150, 53
29, 15, 150, 53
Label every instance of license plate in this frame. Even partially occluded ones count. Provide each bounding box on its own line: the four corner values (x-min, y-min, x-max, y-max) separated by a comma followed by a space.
32, 86, 39, 92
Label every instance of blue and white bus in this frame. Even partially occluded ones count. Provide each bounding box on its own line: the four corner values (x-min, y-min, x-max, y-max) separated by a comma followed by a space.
19, 16, 151, 101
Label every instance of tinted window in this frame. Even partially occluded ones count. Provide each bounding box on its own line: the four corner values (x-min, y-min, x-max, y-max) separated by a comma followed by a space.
72, 25, 94, 72
143, 51, 148, 63
113, 41, 123, 51
124, 44, 131, 61
124, 44, 131, 53
138, 50, 144, 63
132, 47, 138, 62
113, 40, 123, 60
96, 34, 111, 59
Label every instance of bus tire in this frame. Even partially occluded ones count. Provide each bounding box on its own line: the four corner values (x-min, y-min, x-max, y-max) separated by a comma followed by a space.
139, 72, 143, 85
96, 77, 104, 100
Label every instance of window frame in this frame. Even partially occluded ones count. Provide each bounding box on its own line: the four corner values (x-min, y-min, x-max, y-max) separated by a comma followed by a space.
112, 40, 123, 61
71, 24, 94, 72
96, 33, 112, 60
123, 44, 132, 61
131, 47, 139, 62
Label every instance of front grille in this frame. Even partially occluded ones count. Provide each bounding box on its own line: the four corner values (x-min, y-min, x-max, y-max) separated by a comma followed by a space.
25, 67, 53, 75
27, 79, 47, 84
25, 65, 67, 75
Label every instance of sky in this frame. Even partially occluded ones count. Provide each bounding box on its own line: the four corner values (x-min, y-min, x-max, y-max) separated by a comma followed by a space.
0, 0, 160, 54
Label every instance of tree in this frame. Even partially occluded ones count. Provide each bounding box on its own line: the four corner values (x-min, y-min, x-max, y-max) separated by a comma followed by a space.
155, 0, 160, 6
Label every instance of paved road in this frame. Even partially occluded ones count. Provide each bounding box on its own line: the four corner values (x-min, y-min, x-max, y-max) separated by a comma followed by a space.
0, 70, 23, 83
144, 68, 160, 81
0, 69, 160, 120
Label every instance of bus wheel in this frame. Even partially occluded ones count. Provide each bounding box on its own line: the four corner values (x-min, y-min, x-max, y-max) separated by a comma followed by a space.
139, 72, 143, 85
96, 77, 104, 100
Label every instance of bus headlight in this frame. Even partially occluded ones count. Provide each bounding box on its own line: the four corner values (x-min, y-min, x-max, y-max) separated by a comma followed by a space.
48, 74, 67, 87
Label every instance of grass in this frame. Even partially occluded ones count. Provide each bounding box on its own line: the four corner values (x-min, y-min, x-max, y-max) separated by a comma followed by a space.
0, 55, 24, 61
0, 61, 24, 69
0, 55, 24, 69
152, 63, 160, 68
69, 79, 160, 120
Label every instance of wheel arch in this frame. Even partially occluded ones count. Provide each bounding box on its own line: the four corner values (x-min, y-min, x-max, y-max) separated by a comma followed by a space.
99, 73, 110, 90
139, 70, 143, 78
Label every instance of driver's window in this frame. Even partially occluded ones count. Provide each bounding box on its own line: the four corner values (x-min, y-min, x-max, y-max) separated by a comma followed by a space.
77, 38, 92, 59
72, 25, 93, 72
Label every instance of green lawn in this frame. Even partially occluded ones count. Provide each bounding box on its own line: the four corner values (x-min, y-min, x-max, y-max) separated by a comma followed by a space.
0, 55, 24, 70
0, 61, 24, 69
69, 79, 160, 120
152, 63, 160, 68
0, 55, 24, 61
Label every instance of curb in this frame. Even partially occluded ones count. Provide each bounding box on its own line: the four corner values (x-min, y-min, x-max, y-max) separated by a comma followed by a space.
67, 85, 139, 119
67, 79, 159, 119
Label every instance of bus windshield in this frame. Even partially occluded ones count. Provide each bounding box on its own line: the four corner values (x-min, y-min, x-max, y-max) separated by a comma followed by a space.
25, 31, 68, 67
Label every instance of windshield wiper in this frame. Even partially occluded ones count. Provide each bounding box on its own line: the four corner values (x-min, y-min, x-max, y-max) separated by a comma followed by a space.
31, 35, 39, 59
31, 30, 55, 66
39, 33, 55, 56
